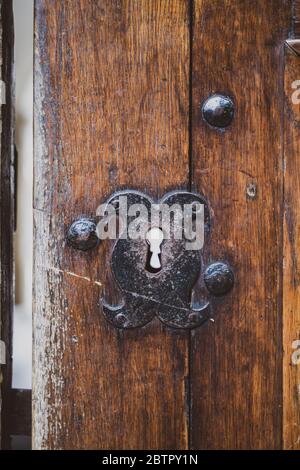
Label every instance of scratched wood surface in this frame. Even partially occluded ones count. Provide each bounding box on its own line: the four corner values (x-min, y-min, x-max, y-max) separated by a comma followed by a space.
190, 0, 290, 449
0, 0, 14, 449
34, 0, 300, 451
293, 0, 300, 37
283, 36, 300, 449
33, 0, 190, 449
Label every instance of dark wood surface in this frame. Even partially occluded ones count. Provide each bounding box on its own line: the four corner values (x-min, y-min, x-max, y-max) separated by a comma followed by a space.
34, 0, 190, 450
34, 0, 299, 450
0, 0, 14, 450
283, 35, 300, 449
190, 0, 290, 449
293, 0, 300, 37
8, 389, 32, 437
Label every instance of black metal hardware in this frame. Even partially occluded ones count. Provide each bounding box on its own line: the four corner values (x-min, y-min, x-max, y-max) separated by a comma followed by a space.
204, 262, 234, 296
67, 217, 99, 251
99, 190, 234, 329
202, 94, 234, 128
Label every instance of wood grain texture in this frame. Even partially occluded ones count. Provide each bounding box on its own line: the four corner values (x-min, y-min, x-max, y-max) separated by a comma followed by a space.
190, 0, 290, 449
33, 0, 190, 449
283, 44, 300, 450
0, 0, 14, 449
34, 0, 300, 451
293, 0, 300, 37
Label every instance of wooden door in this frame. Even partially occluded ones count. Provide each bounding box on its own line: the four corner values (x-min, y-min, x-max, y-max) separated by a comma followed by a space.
33, 0, 300, 450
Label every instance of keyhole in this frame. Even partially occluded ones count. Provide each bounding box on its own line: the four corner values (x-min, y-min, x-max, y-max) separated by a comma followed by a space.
145, 227, 164, 273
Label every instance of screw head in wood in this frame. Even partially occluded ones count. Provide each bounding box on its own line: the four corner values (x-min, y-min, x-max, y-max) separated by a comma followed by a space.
115, 313, 127, 327
204, 262, 234, 296
67, 217, 99, 251
202, 94, 234, 128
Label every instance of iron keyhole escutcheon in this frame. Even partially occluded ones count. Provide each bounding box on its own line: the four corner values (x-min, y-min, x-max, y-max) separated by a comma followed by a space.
67, 190, 234, 329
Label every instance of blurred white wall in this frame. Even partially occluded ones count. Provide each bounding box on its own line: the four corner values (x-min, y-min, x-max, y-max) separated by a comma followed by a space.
12, 0, 33, 389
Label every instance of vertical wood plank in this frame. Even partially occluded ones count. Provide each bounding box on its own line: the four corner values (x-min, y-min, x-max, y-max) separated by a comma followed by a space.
0, 0, 14, 449
0, 1, 4, 444
283, 41, 300, 450
293, 0, 300, 37
33, 0, 190, 449
191, 0, 290, 449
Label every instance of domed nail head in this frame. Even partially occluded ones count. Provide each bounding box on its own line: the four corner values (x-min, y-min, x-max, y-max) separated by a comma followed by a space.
202, 94, 234, 128
204, 262, 234, 296
67, 217, 99, 251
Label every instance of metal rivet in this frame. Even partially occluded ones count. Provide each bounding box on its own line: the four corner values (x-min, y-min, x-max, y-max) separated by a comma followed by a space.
115, 313, 127, 326
188, 312, 202, 323
202, 94, 234, 128
67, 217, 99, 251
204, 262, 234, 296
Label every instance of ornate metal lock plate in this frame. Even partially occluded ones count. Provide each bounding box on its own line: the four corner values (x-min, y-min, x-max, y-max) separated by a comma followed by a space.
97, 190, 234, 329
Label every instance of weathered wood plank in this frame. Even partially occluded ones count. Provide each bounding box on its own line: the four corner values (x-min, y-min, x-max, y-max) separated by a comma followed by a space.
293, 0, 300, 37
190, 0, 290, 449
33, 0, 190, 449
283, 43, 300, 450
0, 0, 14, 450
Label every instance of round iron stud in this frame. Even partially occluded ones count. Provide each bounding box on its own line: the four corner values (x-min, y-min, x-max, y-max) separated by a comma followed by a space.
202, 94, 234, 128
204, 262, 234, 296
67, 217, 99, 251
